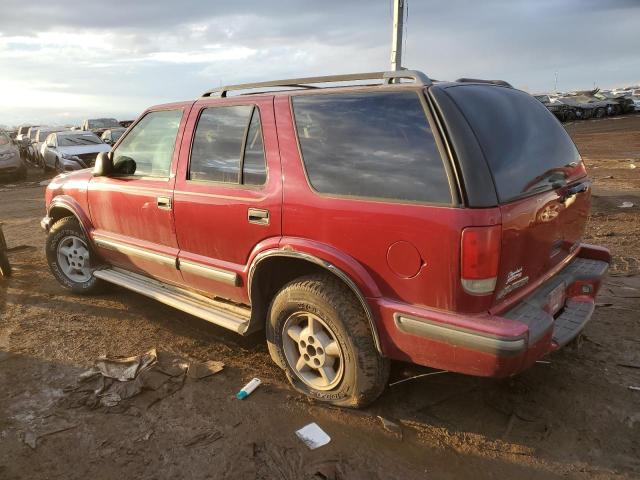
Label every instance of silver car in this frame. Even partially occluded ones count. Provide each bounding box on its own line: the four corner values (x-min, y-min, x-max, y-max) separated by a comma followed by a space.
0, 131, 27, 181
42, 131, 110, 173
34, 127, 66, 166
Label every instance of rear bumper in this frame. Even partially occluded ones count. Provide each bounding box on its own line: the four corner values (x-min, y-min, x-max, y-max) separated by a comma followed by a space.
374, 244, 610, 378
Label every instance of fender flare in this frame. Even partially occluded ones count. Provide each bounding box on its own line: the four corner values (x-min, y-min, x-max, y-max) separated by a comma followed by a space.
247, 246, 383, 353
47, 195, 95, 248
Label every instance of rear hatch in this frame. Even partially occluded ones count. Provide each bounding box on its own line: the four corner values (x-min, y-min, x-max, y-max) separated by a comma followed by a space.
440, 84, 590, 304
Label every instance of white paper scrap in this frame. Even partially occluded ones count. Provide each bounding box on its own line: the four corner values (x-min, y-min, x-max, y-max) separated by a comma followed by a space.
295, 422, 331, 450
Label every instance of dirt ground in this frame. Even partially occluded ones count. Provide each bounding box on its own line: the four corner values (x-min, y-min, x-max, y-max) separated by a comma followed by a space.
1, 115, 639, 480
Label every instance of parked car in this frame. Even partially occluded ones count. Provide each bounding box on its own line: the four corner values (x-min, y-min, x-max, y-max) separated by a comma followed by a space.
100, 127, 126, 145
119, 120, 134, 128
15, 125, 32, 158
42, 131, 110, 173
592, 89, 635, 115
632, 96, 640, 111
81, 118, 120, 136
41, 70, 610, 407
25, 126, 44, 163
33, 127, 66, 166
0, 131, 27, 181
533, 94, 577, 122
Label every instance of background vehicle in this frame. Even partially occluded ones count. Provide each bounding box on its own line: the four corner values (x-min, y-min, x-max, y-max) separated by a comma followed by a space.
100, 127, 126, 145
41, 70, 610, 407
533, 94, 577, 121
25, 126, 42, 164
15, 125, 32, 159
42, 131, 110, 172
0, 131, 27, 181
81, 118, 120, 136
33, 127, 66, 166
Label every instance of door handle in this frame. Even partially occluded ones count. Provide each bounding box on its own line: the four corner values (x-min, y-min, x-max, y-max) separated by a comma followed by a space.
248, 208, 269, 225
157, 196, 172, 210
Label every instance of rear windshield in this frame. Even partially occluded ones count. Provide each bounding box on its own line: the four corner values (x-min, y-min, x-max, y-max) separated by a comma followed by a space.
444, 85, 584, 203
58, 134, 102, 146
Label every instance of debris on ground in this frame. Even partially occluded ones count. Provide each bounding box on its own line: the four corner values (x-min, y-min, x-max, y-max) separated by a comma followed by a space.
388, 370, 449, 387
236, 377, 261, 399
619, 201, 634, 208
296, 423, 331, 450
183, 430, 223, 447
61, 349, 224, 410
629, 386, 640, 392
617, 363, 640, 370
21, 418, 78, 449
378, 416, 403, 440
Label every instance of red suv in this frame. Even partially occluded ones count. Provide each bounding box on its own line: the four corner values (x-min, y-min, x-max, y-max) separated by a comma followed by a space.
41, 70, 610, 407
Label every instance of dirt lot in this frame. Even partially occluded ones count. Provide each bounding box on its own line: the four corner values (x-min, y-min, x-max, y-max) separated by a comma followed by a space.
1, 116, 639, 479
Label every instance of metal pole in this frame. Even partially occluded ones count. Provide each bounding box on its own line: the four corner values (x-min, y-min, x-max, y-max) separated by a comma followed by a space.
390, 0, 404, 71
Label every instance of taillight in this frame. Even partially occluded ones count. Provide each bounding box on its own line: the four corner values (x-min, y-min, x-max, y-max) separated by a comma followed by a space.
461, 225, 501, 295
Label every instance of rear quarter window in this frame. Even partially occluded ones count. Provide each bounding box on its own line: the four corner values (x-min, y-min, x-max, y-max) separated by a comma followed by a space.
443, 85, 584, 203
292, 91, 452, 204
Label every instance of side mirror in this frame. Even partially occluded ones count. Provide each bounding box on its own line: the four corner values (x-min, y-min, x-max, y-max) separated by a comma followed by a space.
94, 151, 113, 177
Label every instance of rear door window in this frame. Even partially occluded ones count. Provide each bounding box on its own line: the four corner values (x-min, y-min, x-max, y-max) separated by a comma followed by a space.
292, 91, 452, 204
443, 85, 585, 203
189, 105, 266, 186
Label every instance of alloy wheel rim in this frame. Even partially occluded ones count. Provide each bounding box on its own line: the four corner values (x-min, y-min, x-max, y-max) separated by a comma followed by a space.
282, 311, 344, 391
56, 235, 92, 283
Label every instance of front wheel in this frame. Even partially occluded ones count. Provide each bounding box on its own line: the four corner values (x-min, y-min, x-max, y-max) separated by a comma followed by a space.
266, 274, 389, 408
45, 216, 104, 294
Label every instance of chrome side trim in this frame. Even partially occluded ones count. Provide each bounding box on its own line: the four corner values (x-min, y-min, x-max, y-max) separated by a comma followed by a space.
179, 259, 239, 286
394, 314, 526, 356
248, 249, 382, 353
94, 237, 176, 267
94, 267, 249, 333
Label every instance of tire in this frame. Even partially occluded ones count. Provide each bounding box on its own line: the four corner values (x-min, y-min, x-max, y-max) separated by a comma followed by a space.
565, 110, 577, 122
266, 273, 389, 408
45, 216, 104, 294
0, 251, 10, 278
0, 229, 10, 277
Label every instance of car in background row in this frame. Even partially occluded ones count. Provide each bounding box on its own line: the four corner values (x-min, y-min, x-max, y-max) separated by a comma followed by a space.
100, 127, 126, 145
34, 127, 67, 165
119, 120, 134, 128
81, 118, 121, 136
42, 131, 110, 173
533, 94, 577, 122
0, 131, 27, 181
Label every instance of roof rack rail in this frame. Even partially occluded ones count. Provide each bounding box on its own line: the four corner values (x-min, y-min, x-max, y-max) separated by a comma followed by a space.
456, 78, 513, 88
201, 69, 432, 98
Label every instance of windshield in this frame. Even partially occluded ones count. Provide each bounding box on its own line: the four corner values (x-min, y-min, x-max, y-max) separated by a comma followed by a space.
37, 130, 56, 142
444, 84, 585, 203
29, 129, 40, 140
110, 130, 124, 141
88, 118, 119, 129
58, 134, 103, 146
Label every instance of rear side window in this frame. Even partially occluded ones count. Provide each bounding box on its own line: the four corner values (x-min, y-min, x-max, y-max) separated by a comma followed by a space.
292, 91, 452, 204
189, 106, 266, 186
444, 85, 584, 203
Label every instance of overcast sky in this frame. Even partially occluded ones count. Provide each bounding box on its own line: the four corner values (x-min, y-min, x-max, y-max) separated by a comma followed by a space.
1, 0, 638, 126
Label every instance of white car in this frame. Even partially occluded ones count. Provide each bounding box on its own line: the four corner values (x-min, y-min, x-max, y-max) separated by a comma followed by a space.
42, 131, 110, 173
632, 96, 640, 112
33, 127, 66, 165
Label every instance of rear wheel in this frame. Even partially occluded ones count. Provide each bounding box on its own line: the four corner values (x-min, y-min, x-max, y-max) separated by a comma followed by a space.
266, 273, 389, 408
45, 217, 104, 294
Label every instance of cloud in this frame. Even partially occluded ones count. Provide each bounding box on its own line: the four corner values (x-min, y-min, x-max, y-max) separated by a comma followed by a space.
0, 0, 638, 125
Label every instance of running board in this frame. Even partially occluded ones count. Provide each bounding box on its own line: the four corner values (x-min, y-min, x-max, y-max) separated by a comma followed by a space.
93, 268, 251, 334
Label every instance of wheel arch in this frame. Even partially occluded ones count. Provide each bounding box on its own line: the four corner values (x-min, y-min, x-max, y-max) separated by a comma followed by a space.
47, 196, 95, 248
247, 249, 383, 353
